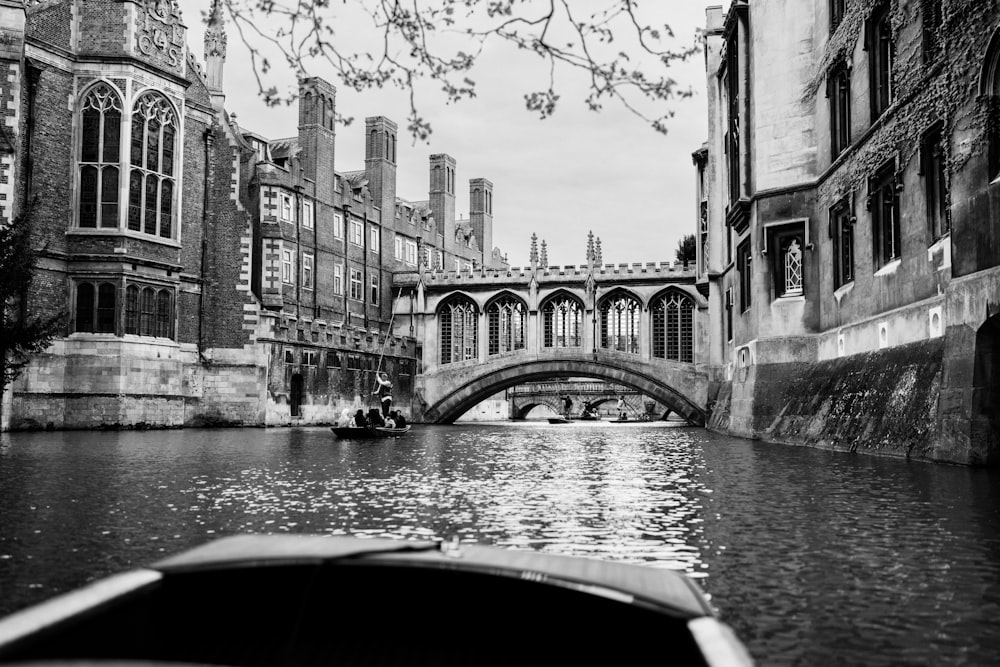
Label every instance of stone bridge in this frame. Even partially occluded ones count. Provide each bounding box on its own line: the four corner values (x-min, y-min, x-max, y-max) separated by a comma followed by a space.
391, 259, 711, 425
508, 381, 664, 420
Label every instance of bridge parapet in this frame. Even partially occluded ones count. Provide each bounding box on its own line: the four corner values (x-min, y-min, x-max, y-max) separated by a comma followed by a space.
393, 262, 695, 288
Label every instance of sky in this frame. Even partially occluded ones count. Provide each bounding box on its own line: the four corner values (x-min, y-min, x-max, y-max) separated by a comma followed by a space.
178, 1, 718, 268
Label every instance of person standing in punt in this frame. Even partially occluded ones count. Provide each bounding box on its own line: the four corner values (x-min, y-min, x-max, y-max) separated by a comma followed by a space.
373, 372, 393, 417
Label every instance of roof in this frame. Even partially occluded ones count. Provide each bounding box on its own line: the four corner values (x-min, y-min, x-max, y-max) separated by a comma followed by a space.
153, 534, 714, 619
269, 137, 299, 161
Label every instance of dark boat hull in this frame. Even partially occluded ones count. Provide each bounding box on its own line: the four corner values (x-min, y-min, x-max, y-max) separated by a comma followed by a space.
0, 534, 754, 666
331, 425, 410, 438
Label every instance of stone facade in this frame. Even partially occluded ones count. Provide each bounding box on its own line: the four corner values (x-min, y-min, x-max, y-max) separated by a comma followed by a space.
0, 0, 507, 430
697, 0, 1000, 465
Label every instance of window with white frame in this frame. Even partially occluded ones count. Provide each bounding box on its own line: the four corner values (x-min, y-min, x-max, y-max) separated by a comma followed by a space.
282, 249, 295, 284
334, 263, 343, 295
349, 219, 363, 246
333, 213, 344, 240
423, 246, 432, 268
370, 274, 379, 304
280, 192, 293, 221
349, 268, 362, 300
405, 240, 418, 265
302, 200, 314, 229
370, 225, 380, 252
435, 250, 444, 270
302, 253, 314, 290
394, 235, 404, 260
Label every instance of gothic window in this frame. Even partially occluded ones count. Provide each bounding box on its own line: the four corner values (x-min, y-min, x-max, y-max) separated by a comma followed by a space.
869, 161, 901, 269
487, 295, 526, 356
737, 240, 752, 312
75, 281, 117, 334
869, 1, 894, 120
831, 198, 855, 289
829, 62, 851, 157
542, 295, 582, 348
79, 84, 123, 229
652, 292, 694, 363
128, 93, 177, 238
921, 123, 950, 240
599, 293, 640, 354
123, 284, 175, 339
439, 297, 478, 365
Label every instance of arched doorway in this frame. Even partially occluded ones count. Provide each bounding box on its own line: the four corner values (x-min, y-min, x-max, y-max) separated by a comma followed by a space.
290, 374, 304, 417
972, 315, 1000, 464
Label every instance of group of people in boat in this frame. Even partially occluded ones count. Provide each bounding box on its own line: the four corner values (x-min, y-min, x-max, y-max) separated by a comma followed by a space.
337, 372, 407, 430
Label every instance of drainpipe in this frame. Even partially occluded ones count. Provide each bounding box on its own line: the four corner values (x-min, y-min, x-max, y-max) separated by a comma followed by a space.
198, 128, 216, 365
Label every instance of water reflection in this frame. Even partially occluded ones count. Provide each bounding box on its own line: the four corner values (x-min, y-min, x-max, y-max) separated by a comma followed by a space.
1, 424, 999, 665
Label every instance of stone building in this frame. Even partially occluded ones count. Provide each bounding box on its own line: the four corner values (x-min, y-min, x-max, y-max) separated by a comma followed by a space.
696, 0, 1000, 465
0, 0, 506, 430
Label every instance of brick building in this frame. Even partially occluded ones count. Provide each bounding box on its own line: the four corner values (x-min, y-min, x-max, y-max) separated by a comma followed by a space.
696, 0, 1000, 465
0, 0, 506, 430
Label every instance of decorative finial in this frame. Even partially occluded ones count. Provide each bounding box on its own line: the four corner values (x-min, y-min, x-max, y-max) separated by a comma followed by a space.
540, 240, 548, 268
205, 0, 227, 94
595, 237, 602, 264
587, 231, 595, 263
530, 233, 539, 265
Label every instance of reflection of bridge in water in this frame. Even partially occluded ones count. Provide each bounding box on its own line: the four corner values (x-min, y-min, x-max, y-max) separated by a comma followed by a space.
508, 381, 670, 420
391, 256, 710, 425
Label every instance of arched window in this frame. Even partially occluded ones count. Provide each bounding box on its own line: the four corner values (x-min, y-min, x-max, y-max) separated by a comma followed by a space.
75, 281, 117, 334
370, 129, 378, 157
487, 295, 526, 355
543, 295, 582, 348
128, 93, 177, 238
79, 84, 122, 229
439, 297, 478, 365
139, 287, 156, 336
599, 293, 640, 353
652, 292, 694, 363
984, 28, 1000, 182
125, 284, 139, 334
156, 289, 172, 338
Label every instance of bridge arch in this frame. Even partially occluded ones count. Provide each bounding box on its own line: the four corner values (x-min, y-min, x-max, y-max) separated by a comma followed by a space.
421, 356, 706, 426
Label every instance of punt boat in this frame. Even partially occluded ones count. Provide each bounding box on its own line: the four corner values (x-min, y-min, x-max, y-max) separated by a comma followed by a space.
0, 534, 754, 666
331, 425, 411, 438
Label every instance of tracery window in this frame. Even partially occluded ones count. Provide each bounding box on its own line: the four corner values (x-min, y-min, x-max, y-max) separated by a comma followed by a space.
124, 284, 174, 338
543, 295, 582, 348
599, 294, 640, 354
79, 84, 123, 229
439, 297, 478, 365
782, 237, 803, 296
128, 93, 177, 238
487, 296, 526, 356
652, 292, 694, 363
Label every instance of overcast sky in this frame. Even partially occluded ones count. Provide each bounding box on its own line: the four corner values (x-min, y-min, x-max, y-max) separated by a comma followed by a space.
179, 1, 717, 268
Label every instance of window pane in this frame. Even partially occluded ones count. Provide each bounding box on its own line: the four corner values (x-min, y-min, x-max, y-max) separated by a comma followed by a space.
146, 116, 161, 173
100, 167, 119, 228
76, 283, 95, 332
128, 171, 143, 231
80, 166, 98, 228
125, 285, 139, 335
82, 108, 101, 163
159, 179, 173, 238
161, 125, 175, 177
97, 283, 117, 333
140, 288, 155, 336
156, 290, 172, 338
103, 109, 121, 163
144, 174, 158, 235
131, 112, 144, 167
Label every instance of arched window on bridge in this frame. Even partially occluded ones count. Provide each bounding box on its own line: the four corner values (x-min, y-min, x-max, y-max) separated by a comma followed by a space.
599, 293, 640, 354
439, 297, 478, 364
487, 295, 526, 355
652, 292, 694, 363
542, 295, 582, 348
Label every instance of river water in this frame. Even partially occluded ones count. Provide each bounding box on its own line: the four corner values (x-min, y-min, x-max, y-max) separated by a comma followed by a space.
0, 422, 998, 665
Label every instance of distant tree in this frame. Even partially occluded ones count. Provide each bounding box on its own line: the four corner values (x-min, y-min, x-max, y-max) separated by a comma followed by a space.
212, 0, 699, 140
1, 209, 63, 393
675, 233, 696, 265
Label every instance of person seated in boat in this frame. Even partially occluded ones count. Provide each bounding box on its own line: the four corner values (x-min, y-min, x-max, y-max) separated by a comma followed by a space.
367, 407, 385, 428
392, 411, 407, 428
383, 413, 396, 428
339, 408, 354, 427
353, 409, 368, 428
